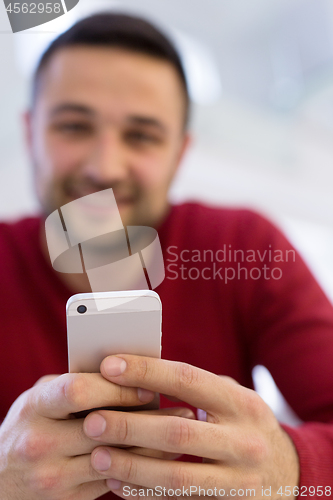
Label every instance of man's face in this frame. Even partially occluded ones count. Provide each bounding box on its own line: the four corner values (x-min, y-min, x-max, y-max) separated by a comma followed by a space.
26, 46, 190, 227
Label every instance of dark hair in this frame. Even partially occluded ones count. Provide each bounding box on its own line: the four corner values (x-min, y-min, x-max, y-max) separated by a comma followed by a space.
32, 12, 190, 127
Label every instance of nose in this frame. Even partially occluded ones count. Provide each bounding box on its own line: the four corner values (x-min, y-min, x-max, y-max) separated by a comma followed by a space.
83, 127, 127, 184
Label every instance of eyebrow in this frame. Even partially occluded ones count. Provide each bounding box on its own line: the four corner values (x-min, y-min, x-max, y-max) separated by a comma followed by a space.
49, 103, 95, 118
126, 116, 167, 133
48, 104, 167, 133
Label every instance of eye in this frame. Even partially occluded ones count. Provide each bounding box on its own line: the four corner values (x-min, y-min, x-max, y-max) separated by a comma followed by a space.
125, 130, 162, 145
52, 122, 93, 135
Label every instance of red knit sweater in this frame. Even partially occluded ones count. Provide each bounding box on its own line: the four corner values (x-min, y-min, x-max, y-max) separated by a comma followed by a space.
1, 202, 333, 497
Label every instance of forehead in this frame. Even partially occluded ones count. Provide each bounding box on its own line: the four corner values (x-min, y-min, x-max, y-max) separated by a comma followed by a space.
35, 46, 185, 127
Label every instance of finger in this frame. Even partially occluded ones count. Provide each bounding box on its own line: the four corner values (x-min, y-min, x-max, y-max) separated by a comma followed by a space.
120, 407, 195, 456
100, 355, 245, 415
56, 451, 177, 488
28, 455, 110, 496
125, 409, 196, 461
90, 446, 244, 492
127, 447, 182, 460
33, 417, 104, 456
84, 411, 242, 462
135, 407, 195, 419
44, 406, 196, 457
104, 407, 195, 455
31, 372, 154, 419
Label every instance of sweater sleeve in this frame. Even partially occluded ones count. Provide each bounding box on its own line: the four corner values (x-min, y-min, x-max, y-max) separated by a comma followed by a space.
281, 422, 333, 489
234, 211, 333, 490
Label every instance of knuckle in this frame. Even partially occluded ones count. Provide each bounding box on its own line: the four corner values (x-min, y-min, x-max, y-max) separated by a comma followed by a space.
16, 432, 48, 462
168, 465, 193, 491
135, 358, 149, 381
121, 455, 137, 482
117, 385, 131, 406
242, 434, 269, 466
88, 460, 105, 481
175, 363, 198, 392
239, 389, 268, 421
113, 415, 130, 443
165, 417, 192, 449
28, 467, 60, 494
62, 373, 88, 410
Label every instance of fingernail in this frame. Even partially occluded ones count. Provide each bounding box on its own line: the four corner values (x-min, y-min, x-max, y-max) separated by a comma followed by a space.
104, 356, 127, 376
93, 449, 111, 471
137, 388, 155, 402
107, 478, 122, 490
85, 414, 106, 437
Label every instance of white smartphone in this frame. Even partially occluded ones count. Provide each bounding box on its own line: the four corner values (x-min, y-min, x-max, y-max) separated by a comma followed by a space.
66, 290, 162, 412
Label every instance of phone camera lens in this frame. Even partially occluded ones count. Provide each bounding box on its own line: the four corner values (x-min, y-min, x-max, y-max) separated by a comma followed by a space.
77, 305, 87, 314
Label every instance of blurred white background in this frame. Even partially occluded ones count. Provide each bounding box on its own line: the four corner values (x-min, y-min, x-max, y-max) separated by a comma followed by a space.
1, 0, 333, 423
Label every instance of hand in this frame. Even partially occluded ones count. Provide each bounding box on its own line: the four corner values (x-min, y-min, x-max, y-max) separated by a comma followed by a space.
0, 371, 192, 500
84, 355, 300, 500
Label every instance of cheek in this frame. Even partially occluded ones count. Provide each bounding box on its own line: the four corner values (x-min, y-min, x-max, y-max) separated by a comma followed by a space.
37, 133, 91, 179
131, 149, 176, 188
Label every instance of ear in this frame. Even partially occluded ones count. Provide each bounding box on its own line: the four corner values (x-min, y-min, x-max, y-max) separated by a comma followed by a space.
22, 109, 34, 159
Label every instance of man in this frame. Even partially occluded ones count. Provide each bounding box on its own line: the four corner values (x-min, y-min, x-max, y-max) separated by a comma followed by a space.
0, 12, 333, 500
